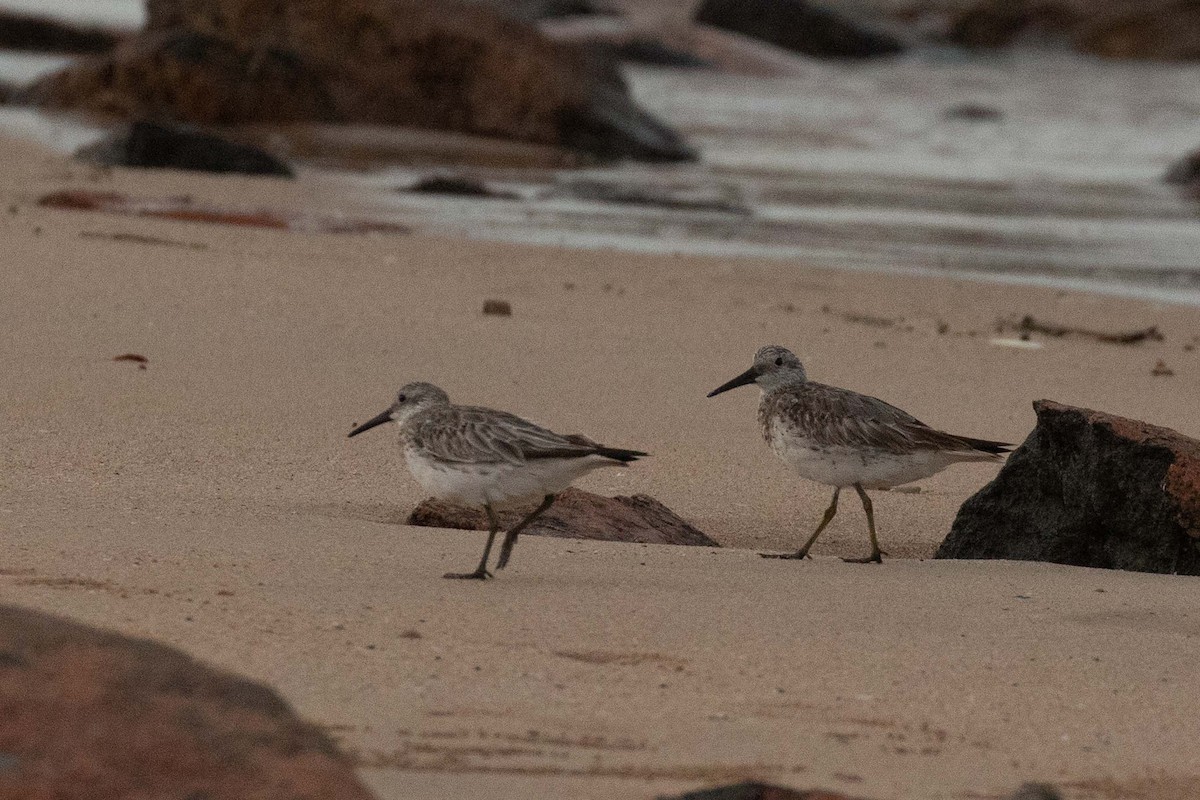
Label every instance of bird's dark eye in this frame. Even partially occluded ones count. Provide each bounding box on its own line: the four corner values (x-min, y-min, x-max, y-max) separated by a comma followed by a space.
398, 394, 407, 402
775, 357, 783, 366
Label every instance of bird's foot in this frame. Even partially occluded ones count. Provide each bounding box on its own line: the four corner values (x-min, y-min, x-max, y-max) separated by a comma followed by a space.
760, 551, 811, 560
443, 569, 493, 580
841, 551, 884, 564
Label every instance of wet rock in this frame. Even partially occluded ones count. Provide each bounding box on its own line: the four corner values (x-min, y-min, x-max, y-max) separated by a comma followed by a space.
18, 31, 336, 123
589, 37, 714, 68
943, 102, 1003, 122
693, 0, 904, 59
0, 604, 374, 800
937, 400, 1200, 575
657, 783, 867, 800
78, 120, 293, 176
554, 177, 749, 213
407, 174, 519, 199
0, 10, 119, 54
24, 0, 694, 162
472, 0, 613, 20
949, 1, 1200, 60
1164, 147, 1200, 186
408, 487, 720, 547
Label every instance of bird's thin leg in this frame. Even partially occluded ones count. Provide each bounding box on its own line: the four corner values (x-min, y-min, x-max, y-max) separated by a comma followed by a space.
843, 483, 885, 564
444, 505, 501, 580
497, 494, 556, 570
762, 487, 839, 560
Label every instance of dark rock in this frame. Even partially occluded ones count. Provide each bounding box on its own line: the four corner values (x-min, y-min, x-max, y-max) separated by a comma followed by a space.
24, 0, 694, 162
0, 10, 119, 54
658, 783, 867, 800
472, 0, 614, 20
78, 120, 293, 177
1008, 784, 1063, 800
408, 486, 720, 547
408, 174, 519, 199
0, 604, 374, 800
482, 298, 513, 315
1164, 147, 1200, 186
949, 1, 1200, 60
595, 37, 714, 68
943, 103, 1004, 122
555, 177, 749, 213
937, 400, 1200, 575
693, 0, 903, 59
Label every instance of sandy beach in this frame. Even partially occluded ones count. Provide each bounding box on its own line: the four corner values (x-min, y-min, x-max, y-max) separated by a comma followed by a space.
2, 134, 1200, 799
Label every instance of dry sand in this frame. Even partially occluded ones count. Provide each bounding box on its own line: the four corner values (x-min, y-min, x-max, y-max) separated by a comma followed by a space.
2, 135, 1199, 799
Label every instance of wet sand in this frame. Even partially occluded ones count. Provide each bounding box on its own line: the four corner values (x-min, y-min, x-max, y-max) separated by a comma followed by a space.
3, 135, 1200, 798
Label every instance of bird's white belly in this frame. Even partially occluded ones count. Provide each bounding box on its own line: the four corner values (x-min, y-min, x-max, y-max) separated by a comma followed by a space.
405, 450, 616, 508
770, 433, 955, 489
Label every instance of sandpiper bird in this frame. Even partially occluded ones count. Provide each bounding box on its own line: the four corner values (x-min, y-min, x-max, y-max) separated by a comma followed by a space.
348, 382, 646, 580
707, 345, 1011, 563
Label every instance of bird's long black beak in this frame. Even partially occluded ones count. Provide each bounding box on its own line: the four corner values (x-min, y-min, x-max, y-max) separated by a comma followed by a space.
707, 367, 758, 398
348, 409, 393, 438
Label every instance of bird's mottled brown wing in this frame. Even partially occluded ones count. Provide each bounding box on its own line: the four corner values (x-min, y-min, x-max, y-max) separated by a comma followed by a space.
409, 406, 597, 465
763, 382, 985, 454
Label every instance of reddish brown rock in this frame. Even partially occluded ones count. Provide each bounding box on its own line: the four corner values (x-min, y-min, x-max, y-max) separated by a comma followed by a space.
408, 487, 720, 547
0, 604, 374, 800
38, 188, 410, 234
937, 400, 1200, 574
23, 0, 694, 161
949, 0, 1200, 60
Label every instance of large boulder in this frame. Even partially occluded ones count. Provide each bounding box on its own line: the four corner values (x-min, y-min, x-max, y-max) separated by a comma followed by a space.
693, 0, 903, 59
949, 0, 1200, 60
937, 400, 1200, 575
408, 487, 720, 547
22, 0, 694, 162
0, 604, 374, 800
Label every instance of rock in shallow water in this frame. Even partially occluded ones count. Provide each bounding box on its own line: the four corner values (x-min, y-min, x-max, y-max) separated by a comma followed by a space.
0, 604, 374, 800
409, 487, 720, 547
78, 120, 294, 176
693, 0, 903, 59
24, 0, 694, 162
937, 400, 1200, 575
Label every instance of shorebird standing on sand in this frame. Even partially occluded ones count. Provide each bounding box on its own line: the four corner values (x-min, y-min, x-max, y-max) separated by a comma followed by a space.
348, 382, 647, 580
707, 345, 1011, 563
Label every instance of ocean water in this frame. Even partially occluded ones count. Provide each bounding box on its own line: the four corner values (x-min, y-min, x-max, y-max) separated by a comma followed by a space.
3, 1, 1200, 305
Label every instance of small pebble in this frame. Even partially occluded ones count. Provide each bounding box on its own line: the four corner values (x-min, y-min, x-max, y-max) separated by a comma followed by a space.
482, 299, 512, 316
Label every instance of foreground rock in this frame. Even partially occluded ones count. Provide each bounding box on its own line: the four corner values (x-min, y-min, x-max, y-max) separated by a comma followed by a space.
658, 783, 867, 800
78, 120, 294, 176
23, 0, 694, 162
409, 487, 720, 546
949, 0, 1200, 60
938, 400, 1200, 575
693, 0, 903, 59
0, 604, 374, 800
